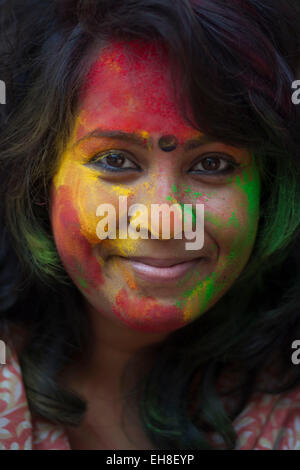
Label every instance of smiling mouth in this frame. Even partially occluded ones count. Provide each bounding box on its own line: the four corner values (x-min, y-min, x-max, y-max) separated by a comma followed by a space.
119, 256, 204, 282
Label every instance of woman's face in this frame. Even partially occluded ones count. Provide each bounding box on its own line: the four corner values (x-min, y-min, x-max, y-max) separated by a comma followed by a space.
50, 40, 260, 334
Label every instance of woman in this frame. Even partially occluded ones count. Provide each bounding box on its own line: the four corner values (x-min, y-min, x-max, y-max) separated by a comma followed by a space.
0, 0, 300, 450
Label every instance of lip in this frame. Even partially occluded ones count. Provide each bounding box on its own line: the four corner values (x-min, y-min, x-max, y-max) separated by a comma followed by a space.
120, 256, 203, 282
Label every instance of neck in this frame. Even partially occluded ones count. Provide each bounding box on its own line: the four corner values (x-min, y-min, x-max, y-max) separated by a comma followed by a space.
62, 302, 169, 399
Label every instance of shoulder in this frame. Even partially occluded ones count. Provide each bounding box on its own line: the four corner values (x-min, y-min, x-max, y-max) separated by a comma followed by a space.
0, 334, 32, 450
0, 326, 71, 450
233, 385, 300, 450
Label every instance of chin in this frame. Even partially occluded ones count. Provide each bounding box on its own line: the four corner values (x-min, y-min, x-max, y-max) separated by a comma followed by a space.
110, 287, 188, 333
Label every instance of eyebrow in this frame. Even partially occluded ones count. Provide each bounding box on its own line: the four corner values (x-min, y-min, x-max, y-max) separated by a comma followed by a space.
183, 136, 215, 151
75, 128, 214, 150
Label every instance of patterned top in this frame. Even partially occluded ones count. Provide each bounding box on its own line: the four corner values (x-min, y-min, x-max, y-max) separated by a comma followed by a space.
1, 343, 300, 450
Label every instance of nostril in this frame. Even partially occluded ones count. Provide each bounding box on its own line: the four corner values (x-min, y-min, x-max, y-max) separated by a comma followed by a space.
126, 202, 184, 240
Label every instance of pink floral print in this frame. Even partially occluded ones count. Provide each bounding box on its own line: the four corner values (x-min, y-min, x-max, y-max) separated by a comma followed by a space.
1, 343, 300, 450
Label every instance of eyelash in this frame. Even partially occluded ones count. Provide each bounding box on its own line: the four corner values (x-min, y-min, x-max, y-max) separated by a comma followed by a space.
87, 150, 240, 175
189, 153, 240, 175
88, 150, 141, 172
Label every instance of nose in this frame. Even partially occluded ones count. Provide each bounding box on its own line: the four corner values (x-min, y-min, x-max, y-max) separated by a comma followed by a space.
128, 175, 186, 240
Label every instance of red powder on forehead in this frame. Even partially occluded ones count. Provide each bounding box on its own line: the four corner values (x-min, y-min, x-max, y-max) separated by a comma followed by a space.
112, 288, 185, 333
77, 39, 197, 141
83, 39, 168, 89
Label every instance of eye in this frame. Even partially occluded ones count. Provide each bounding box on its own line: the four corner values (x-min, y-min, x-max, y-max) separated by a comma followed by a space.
87, 150, 141, 172
189, 153, 240, 175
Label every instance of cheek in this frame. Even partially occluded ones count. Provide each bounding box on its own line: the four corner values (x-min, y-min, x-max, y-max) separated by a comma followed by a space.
76, 170, 113, 244
50, 183, 104, 291
205, 185, 259, 257
177, 187, 260, 323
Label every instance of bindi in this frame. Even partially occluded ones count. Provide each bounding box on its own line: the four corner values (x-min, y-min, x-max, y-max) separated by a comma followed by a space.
158, 135, 178, 152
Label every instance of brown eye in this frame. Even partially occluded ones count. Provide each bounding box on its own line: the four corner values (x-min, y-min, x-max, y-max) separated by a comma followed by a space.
201, 157, 221, 171
189, 153, 239, 175
87, 150, 140, 172
106, 153, 125, 168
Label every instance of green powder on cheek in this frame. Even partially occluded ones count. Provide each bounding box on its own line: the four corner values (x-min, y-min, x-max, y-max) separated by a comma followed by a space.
180, 204, 196, 224
173, 160, 261, 316
174, 270, 219, 314
228, 211, 240, 229
234, 163, 261, 247
169, 184, 215, 202
172, 184, 177, 194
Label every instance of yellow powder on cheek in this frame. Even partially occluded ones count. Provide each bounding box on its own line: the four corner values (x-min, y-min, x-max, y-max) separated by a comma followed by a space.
112, 238, 139, 257
111, 185, 134, 197
77, 172, 102, 244
182, 293, 200, 323
181, 276, 214, 323
53, 150, 105, 245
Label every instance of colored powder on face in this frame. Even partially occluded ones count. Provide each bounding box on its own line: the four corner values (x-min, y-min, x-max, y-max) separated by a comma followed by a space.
55, 41, 260, 333
112, 288, 185, 333
79, 39, 200, 141
111, 186, 134, 197
176, 224, 247, 320
139, 130, 152, 150
172, 159, 261, 321
113, 257, 138, 290
178, 271, 219, 322
111, 237, 141, 257
228, 211, 240, 229
143, 182, 153, 191
180, 203, 196, 224
77, 277, 89, 289
51, 185, 105, 290
177, 214, 257, 320
169, 184, 213, 203
233, 161, 261, 246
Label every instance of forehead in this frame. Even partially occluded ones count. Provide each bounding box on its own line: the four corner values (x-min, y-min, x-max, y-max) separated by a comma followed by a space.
76, 40, 198, 142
